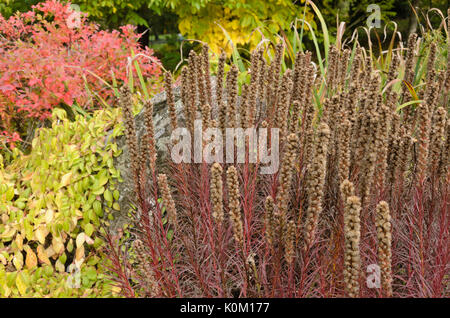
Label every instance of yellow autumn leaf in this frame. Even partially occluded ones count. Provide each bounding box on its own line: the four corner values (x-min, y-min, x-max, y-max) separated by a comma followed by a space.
45, 245, 55, 259
76, 232, 85, 248
25, 248, 38, 269
15, 234, 23, 251
52, 236, 65, 255
3, 285, 11, 297
75, 245, 85, 262
16, 274, 27, 296
111, 286, 122, 295
13, 252, 23, 271
45, 209, 54, 223
0, 226, 16, 239
35, 225, 48, 245
0, 253, 7, 265
55, 259, 65, 273
21, 171, 34, 181
37, 245, 51, 265
60, 172, 73, 188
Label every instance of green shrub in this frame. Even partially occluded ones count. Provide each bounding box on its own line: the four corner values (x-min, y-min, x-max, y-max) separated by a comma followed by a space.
0, 107, 124, 297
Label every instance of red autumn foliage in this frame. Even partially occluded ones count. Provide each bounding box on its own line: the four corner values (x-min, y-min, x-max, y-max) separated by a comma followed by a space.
0, 0, 161, 148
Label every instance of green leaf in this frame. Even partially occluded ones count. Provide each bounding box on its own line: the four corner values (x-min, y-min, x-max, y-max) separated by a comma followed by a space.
5, 187, 14, 201
104, 189, 113, 202
85, 266, 97, 280
397, 99, 423, 112
93, 201, 102, 215
85, 223, 94, 237
91, 186, 105, 195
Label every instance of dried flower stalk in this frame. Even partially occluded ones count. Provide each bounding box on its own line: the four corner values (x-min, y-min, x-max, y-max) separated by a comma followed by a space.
304, 123, 330, 247
343, 195, 361, 298
227, 166, 243, 246
157, 174, 177, 226
375, 201, 393, 297
210, 163, 224, 225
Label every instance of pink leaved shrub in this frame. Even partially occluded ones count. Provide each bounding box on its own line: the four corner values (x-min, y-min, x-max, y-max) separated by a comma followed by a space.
0, 0, 161, 148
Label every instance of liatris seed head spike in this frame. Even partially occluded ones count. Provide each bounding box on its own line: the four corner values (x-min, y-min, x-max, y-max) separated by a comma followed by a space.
388, 54, 400, 80
401, 33, 417, 105
428, 107, 447, 174
219, 100, 227, 133
416, 102, 431, 182
357, 82, 382, 205
337, 49, 351, 90
275, 73, 293, 139
426, 42, 437, 83
446, 9, 450, 93
289, 100, 301, 133
216, 50, 227, 109
164, 71, 178, 131
119, 85, 142, 199
202, 44, 213, 106
340, 179, 355, 202
200, 103, 212, 129
226, 166, 243, 246
291, 51, 305, 103
267, 43, 284, 110
276, 133, 299, 222
210, 163, 224, 225
375, 201, 393, 297
337, 116, 351, 183
304, 123, 330, 247
257, 50, 267, 113
284, 220, 296, 265
180, 67, 189, 107
226, 64, 239, 128
326, 45, 338, 92
348, 46, 362, 89
438, 118, 450, 177
133, 239, 159, 297
157, 174, 177, 227
247, 50, 261, 126
302, 99, 316, 168
374, 104, 391, 191
240, 83, 250, 128
195, 53, 208, 110
387, 113, 402, 187
181, 67, 193, 130
343, 195, 361, 298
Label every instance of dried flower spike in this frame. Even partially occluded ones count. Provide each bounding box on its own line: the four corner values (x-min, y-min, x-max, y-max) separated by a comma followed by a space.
227, 166, 243, 246
343, 195, 361, 298
210, 163, 224, 224
375, 201, 393, 297
157, 174, 177, 226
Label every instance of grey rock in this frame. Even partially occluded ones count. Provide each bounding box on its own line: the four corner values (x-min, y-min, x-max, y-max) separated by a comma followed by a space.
110, 77, 218, 229
110, 86, 183, 229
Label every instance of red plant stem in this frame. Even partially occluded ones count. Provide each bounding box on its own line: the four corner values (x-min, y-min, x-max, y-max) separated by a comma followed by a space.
104, 233, 135, 297
414, 178, 426, 296
172, 163, 210, 296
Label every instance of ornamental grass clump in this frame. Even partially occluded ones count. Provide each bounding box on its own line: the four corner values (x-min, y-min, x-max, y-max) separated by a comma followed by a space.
106, 21, 449, 297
